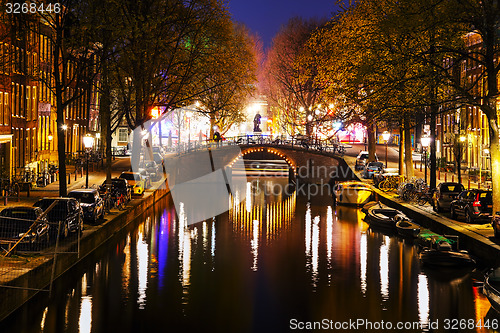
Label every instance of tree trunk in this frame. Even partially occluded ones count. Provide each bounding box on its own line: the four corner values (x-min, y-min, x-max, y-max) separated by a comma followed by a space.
398, 125, 404, 176
489, 117, 500, 215
101, 61, 112, 184
430, 105, 437, 189
404, 119, 414, 179
367, 122, 376, 161
54, 15, 67, 197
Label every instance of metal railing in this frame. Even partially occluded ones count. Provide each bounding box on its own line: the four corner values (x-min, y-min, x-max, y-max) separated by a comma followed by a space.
171, 134, 348, 157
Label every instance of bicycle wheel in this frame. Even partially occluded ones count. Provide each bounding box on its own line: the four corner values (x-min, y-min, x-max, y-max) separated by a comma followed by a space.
9, 183, 19, 197
417, 195, 429, 206
378, 180, 391, 192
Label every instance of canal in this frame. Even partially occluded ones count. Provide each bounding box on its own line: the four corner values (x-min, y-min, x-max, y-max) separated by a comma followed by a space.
1, 176, 498, 332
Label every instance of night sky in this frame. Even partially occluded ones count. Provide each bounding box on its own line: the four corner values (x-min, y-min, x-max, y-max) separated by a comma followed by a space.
227, 0, 346, 50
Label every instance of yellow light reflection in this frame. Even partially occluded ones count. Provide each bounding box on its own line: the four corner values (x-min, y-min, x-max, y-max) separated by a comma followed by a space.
178, 202, 192, 304
311, 216, 320, 287
78, 296, 92, 333
251, 220, 259, 271
379, 236, 390, 301
246, 182, 252, 213
417, 274, 430, 326
122, 235, 131, 297
326, 206, 333, 265
137, 228, 148, 309
40, 307, 48, 331
360, 233, 367, 296
305, 203, 311, 256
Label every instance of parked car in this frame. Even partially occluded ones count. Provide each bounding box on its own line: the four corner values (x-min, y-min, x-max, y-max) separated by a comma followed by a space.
355, 151, 369, 170
492, 211, 500, 238
362, 161, 384, 179
144, 160, 162, 181
101, 178, 132, 202
449, 189, 493, 223
68, 189, 105, 224
0, 206, 50, 250
119, 172, 145, 196
373, 167, 399, 188
33, 198, 83, 239
355, 151, 378, 170
431, 182, 465, 212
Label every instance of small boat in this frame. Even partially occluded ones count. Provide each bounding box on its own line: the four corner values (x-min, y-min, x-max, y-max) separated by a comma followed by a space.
418, 235, 475, 268
416, 229, 456, 249
333, 181, 373, 206
395, 216, 421, 238
484, 267, 500, 314
364, 203, 403, 230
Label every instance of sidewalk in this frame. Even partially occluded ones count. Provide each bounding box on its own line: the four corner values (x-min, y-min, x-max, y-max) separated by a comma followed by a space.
1, 157, 132, 208
343, 147, 500, 265
345, 144, 489, 190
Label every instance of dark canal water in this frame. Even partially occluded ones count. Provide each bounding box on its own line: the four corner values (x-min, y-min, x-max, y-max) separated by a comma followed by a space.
1, 177, 499, 332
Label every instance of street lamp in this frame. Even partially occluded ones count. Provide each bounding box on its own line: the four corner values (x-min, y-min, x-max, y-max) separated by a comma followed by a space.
83, 135, 95, 188
382, 131, 390, 168
421, 136, 431, 184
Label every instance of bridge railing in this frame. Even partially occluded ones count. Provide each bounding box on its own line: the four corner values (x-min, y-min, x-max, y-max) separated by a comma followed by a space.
171, 134, 349, 157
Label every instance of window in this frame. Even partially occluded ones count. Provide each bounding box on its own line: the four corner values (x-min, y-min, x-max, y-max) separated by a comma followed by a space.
4, 93, 8, 126
118, 128, 128, 142
0, 93, 3, 125
27, 86, 31, 120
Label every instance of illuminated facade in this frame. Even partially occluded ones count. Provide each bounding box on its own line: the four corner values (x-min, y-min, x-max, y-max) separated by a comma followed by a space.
0, 16, 100, 178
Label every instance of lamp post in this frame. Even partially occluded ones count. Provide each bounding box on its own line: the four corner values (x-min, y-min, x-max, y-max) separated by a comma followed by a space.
421, 136, 431, 184
382, 131, 390, 168
83, 135, 95, 188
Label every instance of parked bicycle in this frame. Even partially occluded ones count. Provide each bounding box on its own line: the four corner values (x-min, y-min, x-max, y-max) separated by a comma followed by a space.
36, 171, 50, 187
0, 178, 20, 198
379, 175, 406, 192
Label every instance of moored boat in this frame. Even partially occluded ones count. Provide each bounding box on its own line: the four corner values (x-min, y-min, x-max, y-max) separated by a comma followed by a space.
364, 203, 403, 230
333, 181, 373, 206
418, 235, 475, 268
419, 247, 475, 267
416, 229, 456, 249
395, 217, 421, 238
484, 267, 500, 314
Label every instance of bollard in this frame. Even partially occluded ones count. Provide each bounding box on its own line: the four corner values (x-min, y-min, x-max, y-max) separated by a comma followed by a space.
75, 171, 77, 181
452, 174, 454, 182
438, 169, 441, 180
68, 174, 71, 184
468, 178, 470, 190
420, 161, 422, 172
81, 168, 83, 178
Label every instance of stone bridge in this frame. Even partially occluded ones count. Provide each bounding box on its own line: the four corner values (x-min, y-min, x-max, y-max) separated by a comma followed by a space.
164, 144, 356, 187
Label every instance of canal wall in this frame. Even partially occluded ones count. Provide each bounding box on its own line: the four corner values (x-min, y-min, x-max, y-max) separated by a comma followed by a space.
0, 184, 171, 322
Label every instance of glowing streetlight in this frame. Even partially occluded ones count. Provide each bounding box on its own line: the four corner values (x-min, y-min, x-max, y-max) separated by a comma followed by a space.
421, 136, 431, 184
382, 131, 390, 168
83, 135, 95, 188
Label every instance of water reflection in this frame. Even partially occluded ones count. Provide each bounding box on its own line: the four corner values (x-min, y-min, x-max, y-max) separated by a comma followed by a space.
78, 296, 92, 333
137, 226, 148, 309
5, 179, 497, 333
380, 235, 390, 302
360, 233, 367, 296
417, 274, 430, 327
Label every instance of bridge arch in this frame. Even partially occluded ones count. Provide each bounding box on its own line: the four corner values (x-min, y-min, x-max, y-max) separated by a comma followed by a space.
227, 147, 298, 174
